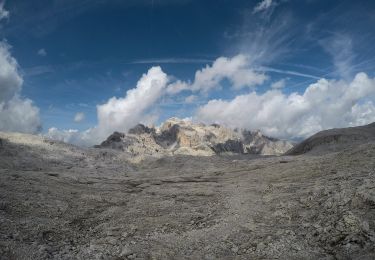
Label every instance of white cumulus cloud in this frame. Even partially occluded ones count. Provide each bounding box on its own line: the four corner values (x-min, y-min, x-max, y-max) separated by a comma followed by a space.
271, 79, 286, 89
0, 95, 41, 133
74, 112, 85, 123
0, 42, 23, 102
196, 72, 375, 140
184, 95, 198, 104
0, 41, 41, 134
48, 54, 269, 146
94, 66, 168, 138
46, 54, 375, 147
47, 66, 169, 146
167, 54, 267, 94
46, 127, 93, 146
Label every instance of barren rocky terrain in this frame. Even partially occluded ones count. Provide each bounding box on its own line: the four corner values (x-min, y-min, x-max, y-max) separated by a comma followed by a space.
1, 123, 375, 259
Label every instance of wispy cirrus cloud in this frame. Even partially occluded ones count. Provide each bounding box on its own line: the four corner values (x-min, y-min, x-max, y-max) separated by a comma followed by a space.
74, 112, 85, 123
22, 65, 54, 77
320, 33, 355, 80
253, 0, 274, 14
21, 57, 214, 78
37, 48, 47, 57
3, 0, 192, 37
271, 79, 286, 89
129, 57, 214, 65
0, 1, 9, 21
228, 5, 297, 67
260, 66, 321, 80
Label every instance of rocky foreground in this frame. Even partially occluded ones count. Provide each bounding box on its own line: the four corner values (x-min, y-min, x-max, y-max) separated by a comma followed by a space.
0, 123, 375, 259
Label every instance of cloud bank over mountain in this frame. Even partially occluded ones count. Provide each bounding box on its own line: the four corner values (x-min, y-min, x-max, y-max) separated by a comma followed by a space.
46, 66, 170, 146
46, 54, 375, 146
94, 67, 168, 138
196, 72, 375, 139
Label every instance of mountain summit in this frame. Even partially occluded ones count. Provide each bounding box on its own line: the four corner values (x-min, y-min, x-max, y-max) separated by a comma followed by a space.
95, 117, 293, 159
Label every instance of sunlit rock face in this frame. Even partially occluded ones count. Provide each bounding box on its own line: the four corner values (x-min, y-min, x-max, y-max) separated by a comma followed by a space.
96, 117, 294, 158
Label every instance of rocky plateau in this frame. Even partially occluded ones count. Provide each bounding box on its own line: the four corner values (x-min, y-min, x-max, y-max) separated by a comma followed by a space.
0, 122, 375, 259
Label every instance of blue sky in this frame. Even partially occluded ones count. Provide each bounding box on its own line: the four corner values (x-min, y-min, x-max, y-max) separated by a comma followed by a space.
1, 0, 375, 145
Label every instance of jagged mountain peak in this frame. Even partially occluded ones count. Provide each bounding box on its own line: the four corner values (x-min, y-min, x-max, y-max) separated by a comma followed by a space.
96, 118, 293, 158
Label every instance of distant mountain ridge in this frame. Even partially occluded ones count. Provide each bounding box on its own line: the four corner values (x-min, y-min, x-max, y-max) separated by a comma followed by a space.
95, 117, 293, 158
286, 122, 375, 155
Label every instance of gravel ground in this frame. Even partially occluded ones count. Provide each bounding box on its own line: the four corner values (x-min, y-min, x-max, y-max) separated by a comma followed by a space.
0, 132, 375, 259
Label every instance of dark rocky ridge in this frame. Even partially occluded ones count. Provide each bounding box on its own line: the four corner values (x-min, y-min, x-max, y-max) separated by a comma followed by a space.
153, 124, 180, 148
128, 124, 155, 135
211, 139, 244, 154
286, 122, 375, 155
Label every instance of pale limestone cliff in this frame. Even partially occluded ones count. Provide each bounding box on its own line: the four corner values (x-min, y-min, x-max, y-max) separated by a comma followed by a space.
96, 118, 293, 158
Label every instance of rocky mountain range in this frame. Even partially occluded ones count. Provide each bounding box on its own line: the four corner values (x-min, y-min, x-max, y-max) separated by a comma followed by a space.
95, 117, 293, 159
